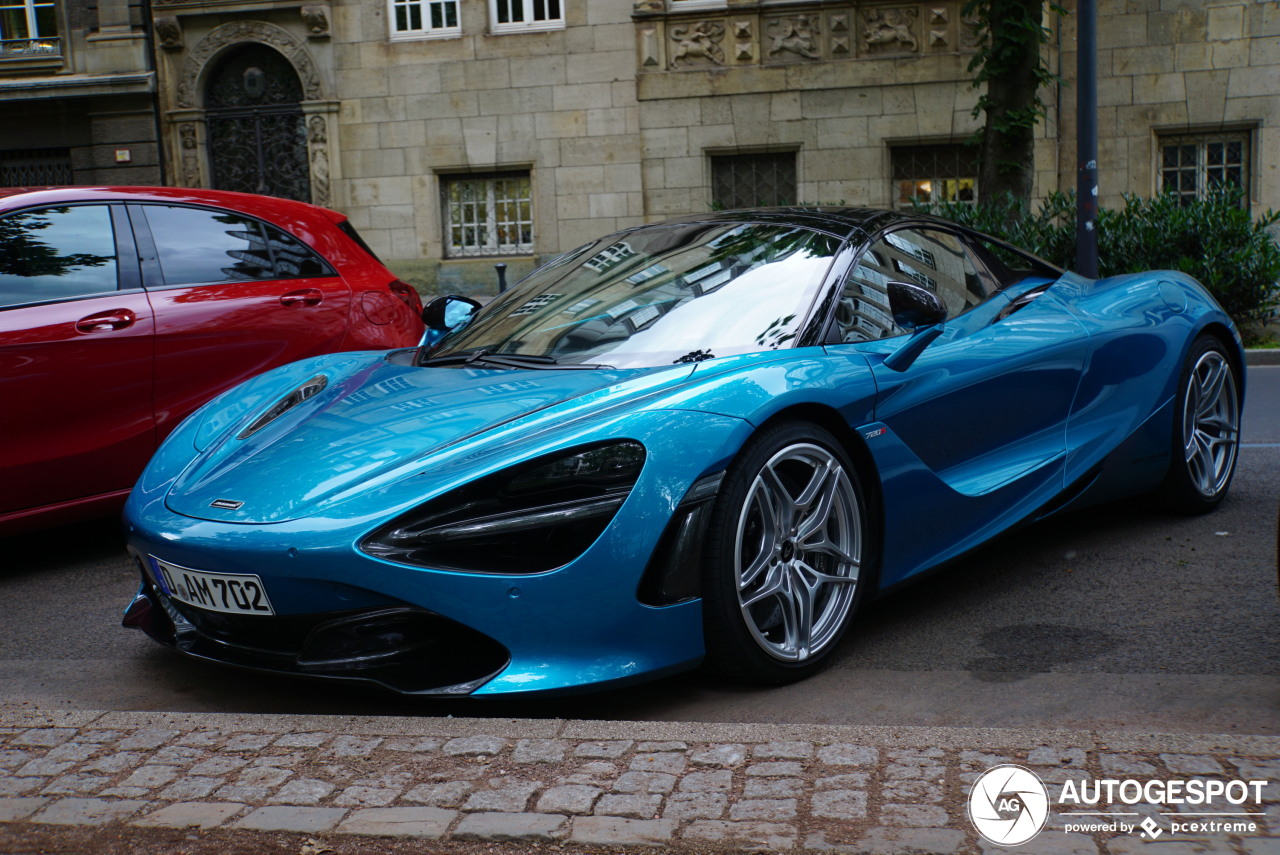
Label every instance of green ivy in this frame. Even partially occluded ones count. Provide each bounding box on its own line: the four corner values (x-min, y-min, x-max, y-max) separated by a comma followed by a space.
963, 0, 1067, 192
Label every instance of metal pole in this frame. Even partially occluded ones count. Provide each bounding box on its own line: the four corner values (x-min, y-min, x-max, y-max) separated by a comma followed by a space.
1076, 0, 1099, 277
494, 262, 508, 294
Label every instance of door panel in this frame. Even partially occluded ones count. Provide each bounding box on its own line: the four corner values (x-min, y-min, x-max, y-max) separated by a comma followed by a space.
0, 203, 155, 514
130, 203, 351, 436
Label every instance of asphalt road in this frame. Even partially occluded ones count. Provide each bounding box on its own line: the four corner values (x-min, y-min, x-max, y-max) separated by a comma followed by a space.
1, 367, 1276, 735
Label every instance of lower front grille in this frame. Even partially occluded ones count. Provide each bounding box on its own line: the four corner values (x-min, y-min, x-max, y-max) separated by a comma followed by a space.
124, 579, 510, 695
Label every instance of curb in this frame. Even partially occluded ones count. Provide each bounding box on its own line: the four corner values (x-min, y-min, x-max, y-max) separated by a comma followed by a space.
3, 708, 1279, 757
1246, 348, 1280, 365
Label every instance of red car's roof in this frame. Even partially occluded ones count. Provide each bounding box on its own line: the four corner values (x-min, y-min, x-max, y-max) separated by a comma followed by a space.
0, 186, 346, 225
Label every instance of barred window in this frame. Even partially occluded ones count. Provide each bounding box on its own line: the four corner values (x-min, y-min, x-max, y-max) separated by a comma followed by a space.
710, 152, 797, 210
443, 172, 534, 258
891, 144, 977, 209
0, 147, 72, 187
490, 0, 563, 33
389, 0, 459, 38
0, 0, 59, 60
1159, 131, 1250, 207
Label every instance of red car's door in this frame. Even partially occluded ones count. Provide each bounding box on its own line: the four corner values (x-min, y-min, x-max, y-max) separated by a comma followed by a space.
0, 203, 156, 516
128, 203, 352, 438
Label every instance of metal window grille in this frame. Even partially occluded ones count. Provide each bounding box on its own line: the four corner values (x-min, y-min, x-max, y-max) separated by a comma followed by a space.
891, 144, 978, 209
492, 0, 562, 28
390, 0, 458, 34
1159, 132, 1249, 207
0, 147, 72, 186
710, 152, 797, 210
444, 172, 534, 258
0, 0, 59, 59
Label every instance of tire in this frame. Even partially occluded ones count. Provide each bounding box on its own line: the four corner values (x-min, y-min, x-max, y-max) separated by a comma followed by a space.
1161, 335, 1241, 514
701, 421, 869, 684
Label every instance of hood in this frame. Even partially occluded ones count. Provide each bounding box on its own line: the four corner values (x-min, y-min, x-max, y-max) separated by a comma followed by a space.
165, 358, 693, 524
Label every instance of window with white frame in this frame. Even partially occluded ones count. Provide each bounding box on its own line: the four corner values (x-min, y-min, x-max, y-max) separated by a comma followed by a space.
1158, 130, 1250, 207
443, 172, 534, 258
0, 0, 59, 59
389, 0, 459, 39
490, 0, 563, 33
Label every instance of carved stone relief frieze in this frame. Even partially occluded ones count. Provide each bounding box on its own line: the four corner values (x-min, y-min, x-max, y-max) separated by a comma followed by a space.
669, 21, 725, 68
733, 20, 753, 62
765, 15, 821, 61
828, 13, 851, 57
861, 7, 920, 54
639, 2, 973, 73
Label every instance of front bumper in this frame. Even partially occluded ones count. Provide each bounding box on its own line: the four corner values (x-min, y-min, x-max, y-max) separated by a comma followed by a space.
123, 568, 509, 695
122, 407, 752, 696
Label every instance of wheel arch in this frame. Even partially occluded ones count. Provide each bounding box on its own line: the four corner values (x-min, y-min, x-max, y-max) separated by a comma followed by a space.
1194, 320, 1246, 405
749, 402, 887, 592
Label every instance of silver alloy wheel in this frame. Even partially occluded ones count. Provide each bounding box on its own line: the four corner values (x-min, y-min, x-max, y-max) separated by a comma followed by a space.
1181, 349, 1239, 498
733, 442, 861, 662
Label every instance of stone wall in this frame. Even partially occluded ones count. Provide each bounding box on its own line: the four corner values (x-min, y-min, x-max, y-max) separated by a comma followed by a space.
331, 0, 644, 293
1057, 0, 1280, 212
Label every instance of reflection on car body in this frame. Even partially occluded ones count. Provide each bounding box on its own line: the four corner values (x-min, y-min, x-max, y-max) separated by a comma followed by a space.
121, 207, 1243, 697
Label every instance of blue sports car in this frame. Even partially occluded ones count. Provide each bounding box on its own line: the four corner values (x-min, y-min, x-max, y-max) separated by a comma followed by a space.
122, 208, 1244, 695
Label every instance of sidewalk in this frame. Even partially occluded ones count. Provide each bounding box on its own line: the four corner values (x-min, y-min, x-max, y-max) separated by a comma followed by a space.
0, 708, 1275, 854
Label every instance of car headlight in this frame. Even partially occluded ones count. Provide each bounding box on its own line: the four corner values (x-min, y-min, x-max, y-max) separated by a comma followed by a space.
237, 375, 328, 440
361, 441, 646, 574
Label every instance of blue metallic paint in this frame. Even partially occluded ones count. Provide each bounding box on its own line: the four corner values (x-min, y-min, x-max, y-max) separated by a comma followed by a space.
123, 215, 1244, 696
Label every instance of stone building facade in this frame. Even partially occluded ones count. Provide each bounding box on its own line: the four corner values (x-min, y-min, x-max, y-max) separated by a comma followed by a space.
135, 0, 1278, 294
0, 0, 161, 187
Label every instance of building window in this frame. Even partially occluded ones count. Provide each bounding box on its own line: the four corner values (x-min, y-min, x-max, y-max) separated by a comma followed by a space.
891, 143, 977, 209
0, 0, 58, 60
0, 147, 72, 186
389, 0, 460, 38
443, 172, 534, 258
1159, 131, 1250, 207
490, 0, 563, 33
710, 152, 797, 210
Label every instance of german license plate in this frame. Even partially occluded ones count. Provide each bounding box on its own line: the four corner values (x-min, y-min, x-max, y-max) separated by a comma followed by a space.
151, 556, 275, 616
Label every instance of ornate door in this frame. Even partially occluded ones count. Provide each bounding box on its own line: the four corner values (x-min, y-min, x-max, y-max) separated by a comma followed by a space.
205, 45, 311, 202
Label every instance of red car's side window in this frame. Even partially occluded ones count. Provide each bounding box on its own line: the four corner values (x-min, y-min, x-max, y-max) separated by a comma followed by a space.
137, 204, 333, 287
0, 205, 120, 309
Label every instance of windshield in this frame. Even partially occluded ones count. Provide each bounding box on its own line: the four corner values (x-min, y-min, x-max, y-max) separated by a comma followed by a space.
425, 222, 843, 369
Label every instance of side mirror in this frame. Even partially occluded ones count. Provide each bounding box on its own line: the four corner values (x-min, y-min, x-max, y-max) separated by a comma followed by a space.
887, 280, 947, 330
422, 294, 481, 332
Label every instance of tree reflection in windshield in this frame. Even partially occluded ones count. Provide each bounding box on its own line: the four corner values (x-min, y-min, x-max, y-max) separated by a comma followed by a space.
428, 222, 842, 370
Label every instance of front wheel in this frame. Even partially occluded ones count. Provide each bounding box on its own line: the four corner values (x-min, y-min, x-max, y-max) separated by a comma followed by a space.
1161, 336, 1241, 513
701, 422, 869, 684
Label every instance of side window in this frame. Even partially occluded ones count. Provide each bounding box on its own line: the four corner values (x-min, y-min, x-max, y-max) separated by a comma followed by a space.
140, 205, 330, 286
0, 205, 119, 309
831, 228, 997, 343
880, 228, 992, 321
832, 244, 901, 343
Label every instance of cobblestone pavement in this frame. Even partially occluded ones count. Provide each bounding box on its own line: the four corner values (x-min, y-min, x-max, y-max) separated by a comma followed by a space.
0, 709, 1276, 854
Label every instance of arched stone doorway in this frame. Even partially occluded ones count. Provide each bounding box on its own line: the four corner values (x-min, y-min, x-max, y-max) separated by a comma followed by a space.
204, 44, 311, 202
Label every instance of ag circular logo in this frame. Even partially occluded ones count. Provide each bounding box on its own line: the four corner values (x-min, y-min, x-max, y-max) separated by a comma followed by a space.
968, 764, 1050, 846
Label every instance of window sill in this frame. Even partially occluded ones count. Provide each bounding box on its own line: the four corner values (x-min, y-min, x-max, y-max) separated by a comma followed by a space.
489, 21, 564, 35
390, 29, 462, 41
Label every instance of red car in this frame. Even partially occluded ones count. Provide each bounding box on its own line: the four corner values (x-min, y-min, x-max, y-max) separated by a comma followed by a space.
0, 186, 424, 535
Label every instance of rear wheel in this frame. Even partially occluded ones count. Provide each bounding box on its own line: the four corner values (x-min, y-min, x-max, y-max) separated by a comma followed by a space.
701, 421, 868, 684
1161, 335, 1240, 513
